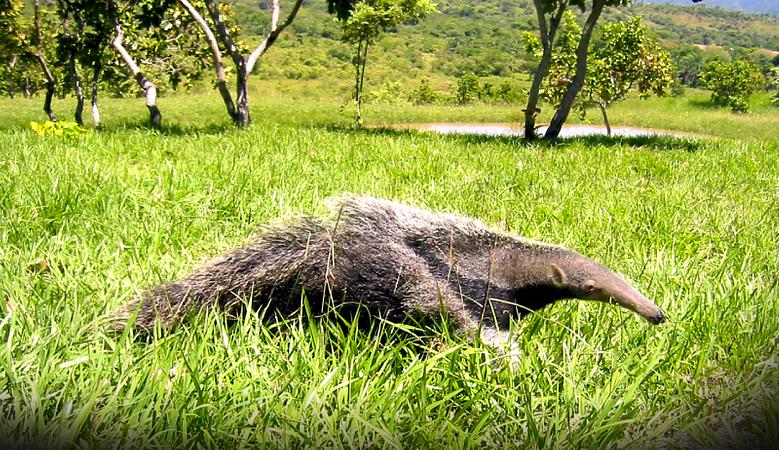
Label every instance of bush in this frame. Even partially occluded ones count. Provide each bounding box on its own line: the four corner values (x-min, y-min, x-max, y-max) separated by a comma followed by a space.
699, 60, 764, 113
670, 80, 686, 97
455, 71, 481, 104
408, 79, 441, 105
369, 81, 405, 105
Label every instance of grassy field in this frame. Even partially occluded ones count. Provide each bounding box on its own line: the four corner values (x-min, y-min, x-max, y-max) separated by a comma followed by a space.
0, 91, 778, 448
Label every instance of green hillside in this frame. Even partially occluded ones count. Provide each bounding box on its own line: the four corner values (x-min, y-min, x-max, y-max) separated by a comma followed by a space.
231, 0, 779, 99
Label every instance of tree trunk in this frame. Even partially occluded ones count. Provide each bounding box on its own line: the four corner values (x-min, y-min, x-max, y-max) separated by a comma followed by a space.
234, 66, 250, 127
6, 55, 17, 98
180, 0, 237, 122
69, 51, 85, 126
109, 1, 161, 127
91, 63, 101, 127
33, 0, 57, 122
353, 40, 369, 127
523, 47, 551, 139
598, 103, 611, 136
544, 0, 606, 140
201, 0, 303, 127
524, 0, 567, 139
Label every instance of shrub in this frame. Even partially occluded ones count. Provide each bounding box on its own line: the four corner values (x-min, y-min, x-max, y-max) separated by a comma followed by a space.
699, 60, 764, 113
369, 81, 405, 105
408, 79, 441, 105
30, 121, 88, 138
455, 71, 481, 104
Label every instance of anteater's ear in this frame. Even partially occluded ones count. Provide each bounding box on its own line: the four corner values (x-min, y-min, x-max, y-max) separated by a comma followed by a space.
550, 263, 567, 287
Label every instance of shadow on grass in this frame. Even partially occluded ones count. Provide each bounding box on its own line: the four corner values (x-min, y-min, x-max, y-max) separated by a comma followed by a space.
7, 117, 707, 153
101, 120, 237, 136
687, 97, 722, 110
331, 125, 708, 153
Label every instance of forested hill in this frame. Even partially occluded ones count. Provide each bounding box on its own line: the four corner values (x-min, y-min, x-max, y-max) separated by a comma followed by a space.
640, 0, 779, 16
237, 0, 778, 88
242, 0, 779, 51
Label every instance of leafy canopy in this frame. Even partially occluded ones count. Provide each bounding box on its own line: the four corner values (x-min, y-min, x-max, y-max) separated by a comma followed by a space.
331, 0, 435, 44
583, 17, 674, 110
524, 14, 673, 115
699, 60, 765, 113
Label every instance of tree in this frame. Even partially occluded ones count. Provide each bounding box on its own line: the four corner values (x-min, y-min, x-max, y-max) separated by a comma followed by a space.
328, 0, 435, 127
581, 18, 674, 135
32, 0, 59, 121
56, 0, 91, 125
107, 0, 164, 126
522, 0, 700, 140
521, 0, 569, 139
179, 0, 304, 127
0, 0, 28, 98
699, 60, 764, 113
525, 14, 673, 136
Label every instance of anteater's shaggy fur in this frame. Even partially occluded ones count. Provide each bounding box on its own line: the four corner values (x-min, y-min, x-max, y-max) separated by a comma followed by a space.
112, 195, 665, 345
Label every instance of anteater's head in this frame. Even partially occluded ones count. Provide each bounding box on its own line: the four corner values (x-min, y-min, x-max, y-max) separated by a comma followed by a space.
547, 257, 666, 325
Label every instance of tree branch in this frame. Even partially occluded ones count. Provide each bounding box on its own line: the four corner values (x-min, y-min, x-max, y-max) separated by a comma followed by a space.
108, 0, 160, 126
204, 0, 244, 68
179, 0, 236, 119
246, 0, 304, 74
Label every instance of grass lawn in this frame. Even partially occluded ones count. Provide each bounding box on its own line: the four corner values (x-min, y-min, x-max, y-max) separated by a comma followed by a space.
0, 91, 777, 448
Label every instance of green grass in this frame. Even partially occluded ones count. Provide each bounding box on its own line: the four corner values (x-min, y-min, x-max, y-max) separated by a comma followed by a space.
4, 83, 777, 141
0, 92, 778, 448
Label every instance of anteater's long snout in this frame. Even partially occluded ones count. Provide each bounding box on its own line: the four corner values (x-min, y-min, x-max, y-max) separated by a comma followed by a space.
608, 284, 667, 325
589, 273, 667, 325
646, 308, 666, 325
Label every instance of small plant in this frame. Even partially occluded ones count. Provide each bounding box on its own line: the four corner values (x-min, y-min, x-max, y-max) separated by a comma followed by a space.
30, 120, 88, 137
699, 60, 764, 113
494, 81, 525, 103
670, 80, 685, 97
455, 71, 481, 105
768, 67, 779, 107
408, 79, 441, 105
369, 81, 405, 105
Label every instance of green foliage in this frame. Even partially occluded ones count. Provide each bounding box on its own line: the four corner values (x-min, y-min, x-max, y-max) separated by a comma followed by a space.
0, 0, 26, 56
29, 119, 88, 137
668, 45, 708, 87
768, 67, 779, 107
336, 0, 436, 45
582, 18, 674, 116
369, 79, 405, 104
669, 80, 685, 97
489, 80, 525, 103
699, 60, 764, 113
408, 78, 441, 104
455, 71, 480, 104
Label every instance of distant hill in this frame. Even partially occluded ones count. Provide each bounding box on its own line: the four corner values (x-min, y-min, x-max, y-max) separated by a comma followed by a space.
227, 0, 779, 95
639, 0, 779, 16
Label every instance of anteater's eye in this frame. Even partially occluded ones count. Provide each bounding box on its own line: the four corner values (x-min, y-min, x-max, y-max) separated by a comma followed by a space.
583, 280, 598, 292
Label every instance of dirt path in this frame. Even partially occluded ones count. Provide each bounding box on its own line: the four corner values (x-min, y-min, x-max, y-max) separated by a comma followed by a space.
402, 122, 689, 138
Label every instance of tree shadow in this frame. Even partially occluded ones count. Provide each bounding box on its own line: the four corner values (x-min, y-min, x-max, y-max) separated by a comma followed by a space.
687, 97, 721, 110
99, 120, 236, 136
332, 124, 707, 153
